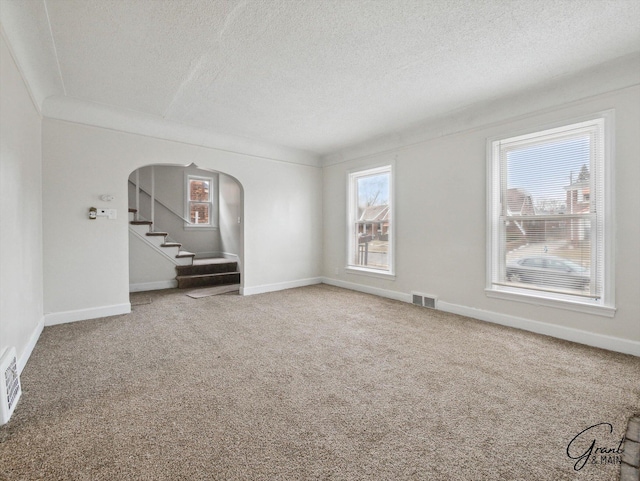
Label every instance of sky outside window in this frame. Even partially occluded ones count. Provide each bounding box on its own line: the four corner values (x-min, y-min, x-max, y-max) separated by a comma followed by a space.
507, 136, 590, 208
357, 173, 389, 210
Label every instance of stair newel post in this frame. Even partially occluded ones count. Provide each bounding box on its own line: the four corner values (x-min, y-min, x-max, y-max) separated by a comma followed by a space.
150, 166, 155, 231
135, 169, 140, 220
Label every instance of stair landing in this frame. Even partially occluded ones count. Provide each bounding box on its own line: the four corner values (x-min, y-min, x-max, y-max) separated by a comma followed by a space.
192, 258, 236, 266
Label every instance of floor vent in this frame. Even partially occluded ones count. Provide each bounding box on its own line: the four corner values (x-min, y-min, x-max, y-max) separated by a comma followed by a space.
411, 292, 438, 309
0, 347, 21, 425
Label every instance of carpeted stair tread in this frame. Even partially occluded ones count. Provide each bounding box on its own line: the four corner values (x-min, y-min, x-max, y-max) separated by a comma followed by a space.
176, 261, 238, 276
176, 251, 196, 258
176, 271, 240, 289
176, 272, 239, 280
128, 208, 137, 213
146, 231, 168, 236
131, 220, 152, 225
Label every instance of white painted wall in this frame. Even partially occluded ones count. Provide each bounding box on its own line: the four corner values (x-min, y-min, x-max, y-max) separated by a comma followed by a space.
128, 164, 222, 256
0, 35, 43, 371
323, 85, 640, 353
219, 173, 242, 260
128, 232, 178, 291
42, 118, 322, 323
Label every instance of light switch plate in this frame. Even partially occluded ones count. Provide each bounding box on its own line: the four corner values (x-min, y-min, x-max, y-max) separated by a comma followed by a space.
96, 208, 117, 219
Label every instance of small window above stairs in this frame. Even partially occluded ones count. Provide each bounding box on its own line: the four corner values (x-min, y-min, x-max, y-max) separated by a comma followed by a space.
129, 208, 240, 290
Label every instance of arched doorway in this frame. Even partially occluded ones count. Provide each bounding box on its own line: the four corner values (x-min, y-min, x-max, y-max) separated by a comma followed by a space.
127, 163, 243, 293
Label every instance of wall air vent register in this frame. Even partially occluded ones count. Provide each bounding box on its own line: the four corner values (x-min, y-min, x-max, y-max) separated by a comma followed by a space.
412, 293, 437, 309
0, 347, 22, 425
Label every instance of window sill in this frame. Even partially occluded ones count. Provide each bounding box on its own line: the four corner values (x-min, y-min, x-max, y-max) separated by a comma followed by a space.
184, 225, 219, 231
485, 288, 616, 318
346, 266, 396, 280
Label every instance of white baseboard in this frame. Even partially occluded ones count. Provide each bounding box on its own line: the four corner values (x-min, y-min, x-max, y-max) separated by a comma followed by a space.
44, 303, 131, 327
17, 316, 44, 375
242, 277, 322, 296
320, 277, 639, 357
129, 280, 177, 292
321, 277, 412, 303
437, 301, 640, 357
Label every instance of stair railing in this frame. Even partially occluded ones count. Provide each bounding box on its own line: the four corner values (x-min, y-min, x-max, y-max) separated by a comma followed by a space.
128, 179, 195, 227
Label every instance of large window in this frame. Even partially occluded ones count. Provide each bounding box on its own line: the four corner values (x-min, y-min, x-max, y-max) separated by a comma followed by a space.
348, 165, 393, 275
186, 175, 214, 227
487, 114, 614, 315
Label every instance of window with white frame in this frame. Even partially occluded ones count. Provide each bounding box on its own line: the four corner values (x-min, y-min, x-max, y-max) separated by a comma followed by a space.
348, 165, 393, 274
186, 175, 214, 227
487, 113, 614, 314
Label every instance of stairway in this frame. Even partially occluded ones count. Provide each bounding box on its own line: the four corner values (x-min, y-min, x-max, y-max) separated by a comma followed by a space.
128, 208, 241, 290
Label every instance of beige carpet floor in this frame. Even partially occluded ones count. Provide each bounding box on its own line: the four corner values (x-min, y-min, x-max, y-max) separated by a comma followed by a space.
1, 285, 638, 480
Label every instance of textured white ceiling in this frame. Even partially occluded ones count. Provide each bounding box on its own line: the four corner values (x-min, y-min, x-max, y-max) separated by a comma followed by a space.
2, 0, 640, 159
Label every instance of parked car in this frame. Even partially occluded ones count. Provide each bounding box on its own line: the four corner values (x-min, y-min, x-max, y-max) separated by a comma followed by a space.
506, 256, 590, 289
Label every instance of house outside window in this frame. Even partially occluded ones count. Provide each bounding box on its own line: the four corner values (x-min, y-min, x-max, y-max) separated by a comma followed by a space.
347, 165, 394, 275
186, 175, 215, 227
487, 113, 614, 316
